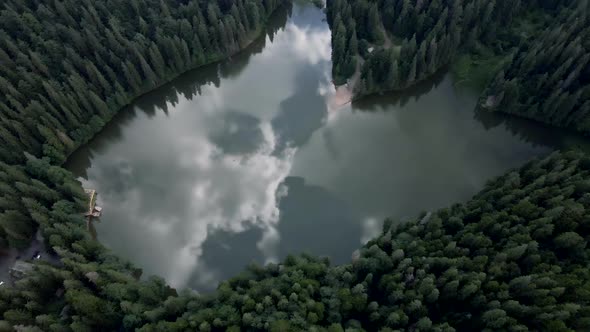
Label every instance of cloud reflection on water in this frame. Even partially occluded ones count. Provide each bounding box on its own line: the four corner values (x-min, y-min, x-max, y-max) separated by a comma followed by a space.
73, 4, 334, 291
65, 2, 571, 294
166, 120, 295, 287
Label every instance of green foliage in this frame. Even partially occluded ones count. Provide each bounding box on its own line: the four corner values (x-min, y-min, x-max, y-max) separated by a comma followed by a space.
326, 0, 578, 112
0, 0, 283, 165
4, 149, 589, 330
481, 2, 590, 134
451, 46, 510, 90
0, 1, 589, 331
329, 0, 590, 136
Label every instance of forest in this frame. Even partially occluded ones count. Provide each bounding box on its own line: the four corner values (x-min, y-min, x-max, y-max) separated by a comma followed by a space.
0, 0, 283, 165
2, 151, 589, 330
0, 0, 589, 330
325, 0, 590, 134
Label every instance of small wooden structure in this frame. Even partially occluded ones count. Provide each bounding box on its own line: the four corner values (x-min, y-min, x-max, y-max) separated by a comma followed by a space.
83, 189, 102, 235
84, 189, 102, 218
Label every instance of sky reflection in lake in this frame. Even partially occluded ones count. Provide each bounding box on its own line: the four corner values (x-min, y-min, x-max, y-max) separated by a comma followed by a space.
66, 2, 590, 292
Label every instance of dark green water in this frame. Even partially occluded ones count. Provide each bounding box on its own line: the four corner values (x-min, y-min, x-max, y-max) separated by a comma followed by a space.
65, 2, 590, 292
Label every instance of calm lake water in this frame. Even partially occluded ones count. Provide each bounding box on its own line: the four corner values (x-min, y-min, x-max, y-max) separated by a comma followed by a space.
65, 2, 590, 292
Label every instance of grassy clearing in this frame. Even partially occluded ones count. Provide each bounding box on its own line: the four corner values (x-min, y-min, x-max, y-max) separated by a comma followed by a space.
452, 8, 552, 91
451, 47, 509, 90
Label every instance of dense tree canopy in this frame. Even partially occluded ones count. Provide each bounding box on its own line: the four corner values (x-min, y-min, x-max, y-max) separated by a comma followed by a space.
0, 0, 283, 165
326, 0, 590, 135
0, 0, 589, 331
482, 1, 590, 134
327, 0, 575, 91
2, 150, 589, 330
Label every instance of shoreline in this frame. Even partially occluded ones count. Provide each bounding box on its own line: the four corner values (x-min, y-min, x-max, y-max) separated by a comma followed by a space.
60, 6, 288, 167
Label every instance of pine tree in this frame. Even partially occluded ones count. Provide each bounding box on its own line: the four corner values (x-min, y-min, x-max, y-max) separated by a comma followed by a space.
407, 55, 417, 83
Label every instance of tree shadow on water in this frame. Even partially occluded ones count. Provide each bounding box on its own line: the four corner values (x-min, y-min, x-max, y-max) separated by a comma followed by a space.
352, 67, 448, 112
473, 107, 590, 152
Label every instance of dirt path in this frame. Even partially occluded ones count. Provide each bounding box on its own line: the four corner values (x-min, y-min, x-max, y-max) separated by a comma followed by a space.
329, 55, 363, 110
329, 20, 393, 109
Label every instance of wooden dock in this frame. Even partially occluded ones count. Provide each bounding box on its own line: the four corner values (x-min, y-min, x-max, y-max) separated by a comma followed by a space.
83, 189, 102, 231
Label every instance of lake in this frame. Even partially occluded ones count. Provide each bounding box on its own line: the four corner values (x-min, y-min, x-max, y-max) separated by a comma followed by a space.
64, 2, 590, 292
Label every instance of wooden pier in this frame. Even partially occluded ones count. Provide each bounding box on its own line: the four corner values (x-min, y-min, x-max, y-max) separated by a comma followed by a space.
84, 189, 102, 231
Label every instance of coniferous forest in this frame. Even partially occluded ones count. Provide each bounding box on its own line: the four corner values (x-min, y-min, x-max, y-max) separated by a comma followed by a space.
326, 0, 590, 134
0, 0, 589, 331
